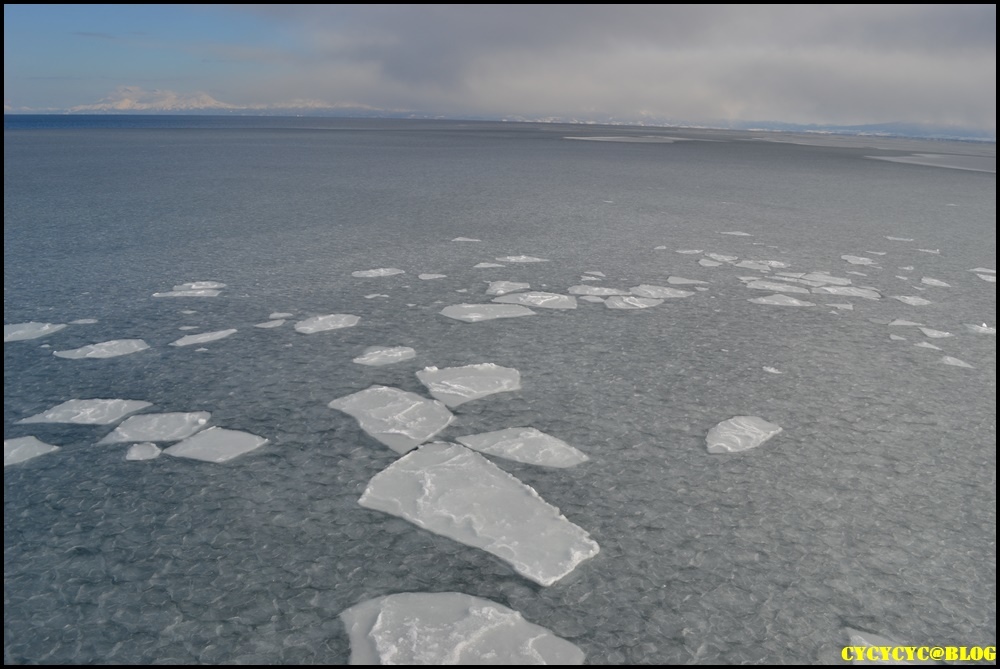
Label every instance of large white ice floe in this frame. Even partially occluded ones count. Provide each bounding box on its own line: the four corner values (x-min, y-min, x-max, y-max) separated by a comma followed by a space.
170, 329, 237, 347
812, 286, 882, 300
125, 442, 161, 461
485, 280, 531, 296
705, 253, 738, 263
605, 296, 663, 309
629, 285, 695, 299
676, 249, 703, 254
416, 364, 521, 407
706, 416, 783, 454
53, 339, 150, 359
495, 255, 549, 263
5, 437, 60, 467
456, 427, 589, 468
340, 592, 585, 665
352, 346, 417, 366
699, 259, 723, 267
567, 285, 630, 296
329, 386, 453, 454
17, 399, 152, 425
97, 411, 211, 444
269, 312, 293, 319
5, 322, 68, 342
294, 314, 361, 333
352, 268, 405, 278
359, 442, 600, 586
748, 294, 815, 307
891, 295, 933, 306
163, 427, 268, 463
439, 304, 536, 322
492, 292, 577, 309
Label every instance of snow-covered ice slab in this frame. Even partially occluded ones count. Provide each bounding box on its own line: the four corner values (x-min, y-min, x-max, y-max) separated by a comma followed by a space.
919, 327, 953, 339
359, 442, 599, 586
153, 289, 221, 297
295, 314, 361, 333
170, 329, 237, 347
485, 280, 531, 296
164, 427, 268, 463
889, 319, 923, 327
676, 249, 703, 254
417, 363, 521, 407
699, 259, 723, 267
457, 427, 589, 468
891, 295, 933, 306
667, 276, 709, 285
706, 416, 783, 454
965, 323, 995, 335
352, 268, 405, 278
913, 341, 941, 350
418, 273, 447, 280
841, 255, 876, 266
719, 231, 752, 236
270, 312, 293, 319
606, 296, 662, 309
125, 442, 161, 461
885, 236, 914, 242
495, 255, 549, 263
70, 318, 98, 325
473, 262, 505, 269
568, 285, 630, 296
329, 386, 453, 454
352, 346, 417, 366
440, 304, 536, 322
578, 295, 605, 303
5, 322, 68, 342
175, 281, 226, 290
970, 267, 996, 274
916, 248, 940, 254
340, 592, 585, 665
98, 412, 211, 444
797, 272, 853, 286
583, 271, 605, 277
18, 399, 152, 425
54, 339, 149, 359
254, 319, 285, 329
920, 277, 950, 287
813, 286, 882, 300
705, 253, 738, 263
5, 437, 60, 467
940, 356, 974, 369
976, 273, 996, 282
493, 292, 577, 309
451, 237, 481, 242
744, 280, 811, 294
629, 285, 695, 299
748, 294, 815, 307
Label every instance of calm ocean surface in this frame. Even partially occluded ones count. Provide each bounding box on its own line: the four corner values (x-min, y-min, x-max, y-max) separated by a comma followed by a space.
4, 116, 996, 664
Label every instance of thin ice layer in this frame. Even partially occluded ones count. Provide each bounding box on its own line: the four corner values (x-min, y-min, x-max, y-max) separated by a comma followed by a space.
456, 427, 589, 468
5, 322, 67, 342
359, 442, 600, 586
329, 386, 453, 454
295, 314, 361, 333
53, 339, 150, 359
164, 427, 268, 463
98, 411, 211, 444
352, 346, 417, 366
439, 304, 536, 322
340, 592, 585, 665
170, 329, 237, 347
706, 416, 783, 454
18, 399, 152, 425
5, 437, 60, 467
416, 363, 521, 407
492, 292, 577, 309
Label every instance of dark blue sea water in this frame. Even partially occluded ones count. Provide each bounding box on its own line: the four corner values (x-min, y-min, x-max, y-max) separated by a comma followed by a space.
4, 115, 996, 664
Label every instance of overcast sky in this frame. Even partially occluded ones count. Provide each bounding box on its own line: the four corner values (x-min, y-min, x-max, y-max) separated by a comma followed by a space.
4, 4, 996, 133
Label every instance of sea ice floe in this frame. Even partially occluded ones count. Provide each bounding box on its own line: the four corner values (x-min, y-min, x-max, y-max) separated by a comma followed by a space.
916, 248, 940, 254
452, 237, 481, 242
605, 296, 663, 309
920, 277, 950, 287
352, 346, 417, 366
706, 416, 783, 454
969, 267, 996, 274
5, 322, 68, 342
812, 286, 882, 299
69, 319, 98, 325
294, 314, 361, 333
798, 272, 853, 286
964, 323, 996, 335
473, 262, 505, 269
705, 253, 738, 263
270, 312, 293, 319
846, 271, 867, 277
329, 386, 453, 454
359, 442, 599, 586
567, 285, 630, 296
456, 427, 589, 468
867, 251, 887, 256
578, 295, 605, 303
668, 276, 709, 285
152, 289, 221, 297
5, 436, 60, 467
125, 442, 161, 461
891, 296, 933, 306
888, 319, 923, 327
53, 339, 150, 359
654, 245, 667, 250
163, 427, 268, 463
734, 260, 772, 271
170, 329, 237, 347
889, 334, 907, 341
762, 367, 782, 374
340, 592, 585, 666
940, 356, 974, 369
365, 294, 389, 299
418, 273, 447, 281
254, 320, 285, 329
743, 280, 811, 294
976, 274, 996, 282
439, 304, 536, 322
417, 363, 521, 407
719, 231, 752, 236
629, 285, 695, 299
495, 255, 549, 263
178, 326, 199, 331
885, 236, 915, 242
918, 327, 953, 339
579, 275, 601, 281
97, 412, 211, 444
18, 399, 152, 425
699, 259, 723, 267
676, 249, 703, 254
826, 303, 854, 310
352, 268, 405, 278
492, 292, 577, 309
176, 281, 226, 290
748, 294, 815, 307
841, 255, 876, 266
583, 271, 606, 277
913, 342, 941, 350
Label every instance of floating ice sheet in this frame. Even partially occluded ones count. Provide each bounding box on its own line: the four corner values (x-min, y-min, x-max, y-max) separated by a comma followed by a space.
164, 427, 268, 463
98, 411, 211, 444
668, 276, 709, 285
70, 318, 98, 325
719, 231, 752, 236
493, 292, 577, 309
352, 346, 417, 366
885, 236, 915, 242
254, 319, 285, 329
352, 268, 405, 278
125, 442, 161, 461
605, 296, 662, 309
440, 304, 536, 322
329, 386, 453, 454
763, 367, 782, 374
940, 356, 974, 368
153, 289, 221, 297
913, 342, 941, 350
457, 427, 589, 468
812, 286, 882, 299
418, 273, 447, 280
888, 319, 923, 327
676, 249, 703, 254
170, 329, 237, 347
798, 272, 853, 286
18, 399, 152, 425
891, 296, 933, 306
699, 259, 722, 267
916, 248, 940, 254
269, 312, 293, 319
744, 280, 811, 294
827, 303, 854, 310
417, 363, 521, 407
175, 281, 226, 290
964, 323, 995, 335
976, 274, 996, 282
54, 339, 149, 359
5, 322, 68, 342
918, 328, 953, 339
485, 281, 531, 296
706, 416, 783, 454
5, 437, 60, 467
583, 271, 606, 277
495, 255, 549, 263
748, 294, 815, 307
295, 314, 361, 333
841, 255, 876, 266
920, 277, 950, 287
359, 442, 599, 586
567, 285, 630, 296
473, 262, 505, 269
578, 295, 605, 303
629, 285, 695, 298
340, 592, 585, 665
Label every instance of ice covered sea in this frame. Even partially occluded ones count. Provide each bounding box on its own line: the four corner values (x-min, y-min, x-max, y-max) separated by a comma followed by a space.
3, 116, 996, 664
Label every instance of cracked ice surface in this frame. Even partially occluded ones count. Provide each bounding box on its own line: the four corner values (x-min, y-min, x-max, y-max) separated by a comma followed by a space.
295, 314, 360, 333
417, 363, 521, 407
328, 386, 453, 454
53, 339, 150, 359
352, 346, 417, 366
5, 322, 67, 342
5, 437, 60, 467
163, 427, 268, 463
340, 592, 584, 665
440, 304, 536, 322
706, 416, 783, 454
492, 292, 577, 309
98, 412, 211, 444
170, 329, 237, 347
17, 399, 152, 425
456, 427, 589, 468
358, 442, 599, 586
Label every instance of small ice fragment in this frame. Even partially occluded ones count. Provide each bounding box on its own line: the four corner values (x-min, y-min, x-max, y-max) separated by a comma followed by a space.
174, 281, 226, 290
940, 356, 973, 368
920, 277, 950, 287
976, 274, 996, 282
352, 268, 405, 278
734, 260, 772, 271
888, 319, 923, 327
567, 285, 630, 296
365, 294, 389, 299
629, 285, 695, 298
744, 280, 811, 294
98, 412, 210, 444
898, 266, 914, 271
885, 236, 914, 242
800, 273, 852, 286
605, 296, 663, 309
841, 255, 875, 265
762, 367, 782, 374
719, 231, 752, 236
579, 275, 601, 281
418, 273, 447, 280
493, 292, 577, 309
916, 248, 940, 254
846, 271, 868, 277
969, 267, 995, 274
584, 271, 606, 277
867, 251, 887, 256
254, 319, 286, 329
705, 253, 738, 263
473, 262, 505, 268
5, 436, 60, 467
440, 304, 536, 322
329, 386, 453, 454
269, 312, 294, 319
451, 237, 481, 242
125, 442, 161, 461
178, 326, 199, 331
294, 314, 360, 333
826, 303, 854, 310
170, 329, 237, 347
889, 334, 907, 341
495, 255, 549, 263
918, 327, 953, 339
5, 322, 67, 342
485, 281, 530, 296
18, 399, 152, 425
352, 346, 417, 366
891, 296, 932, 306
578, 295, 606, 303
654, 245, 667, 250
913, 342, 941, 350
699, 259, 722, 267
748, 294, 815, 307
668, 276, 709, 285
964, 323, 995, 335
706, 416, 782, 454
164, 427, 268, 463
54, 339, 149, 359
417, 363, 520, 407
70, 319, 98, 325
152, 289, 221, 297
456, 427, 589, 468
812, 286, 882, 299
676, 249, 703, 254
